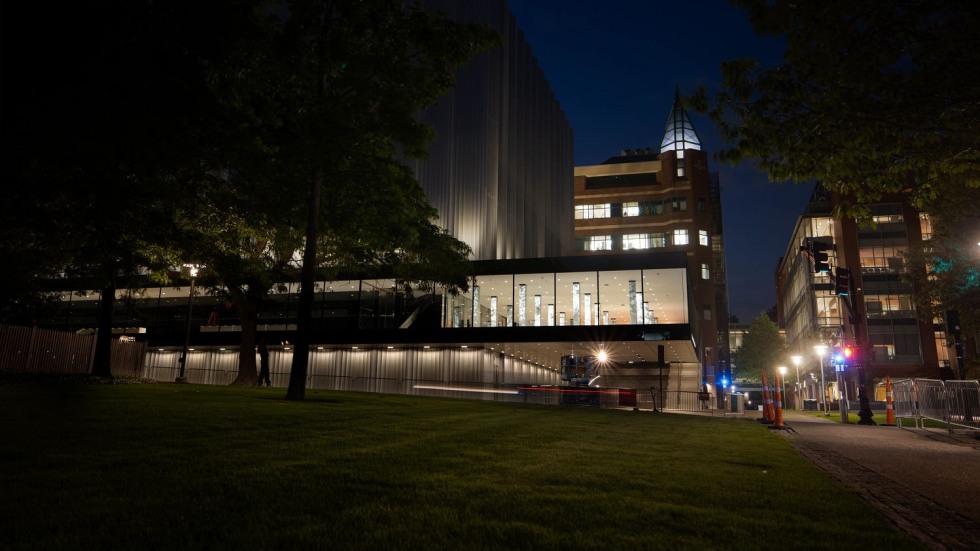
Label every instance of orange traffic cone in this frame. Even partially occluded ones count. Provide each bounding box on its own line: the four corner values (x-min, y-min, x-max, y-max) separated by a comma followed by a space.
759, 370, 773, 424
772, 370, 785, 429
884, 375, 896, 426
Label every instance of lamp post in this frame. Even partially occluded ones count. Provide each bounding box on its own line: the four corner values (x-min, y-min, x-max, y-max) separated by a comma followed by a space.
176, 264, 199, 383
791, 355, 802, 410
814, 344, 828, 416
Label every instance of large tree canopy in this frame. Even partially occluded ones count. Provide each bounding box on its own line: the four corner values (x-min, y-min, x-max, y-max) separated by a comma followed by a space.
690, 0, 980, 215
1, 0, 498, 385
692, 0, 980, 362
1, 0, 230, 376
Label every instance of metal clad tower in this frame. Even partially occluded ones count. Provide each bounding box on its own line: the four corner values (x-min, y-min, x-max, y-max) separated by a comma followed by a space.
411, 0, 574, 260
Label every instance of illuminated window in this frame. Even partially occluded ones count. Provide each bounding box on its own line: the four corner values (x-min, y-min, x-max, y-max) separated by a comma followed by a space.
623, 234, 650, 250
673, 229, 689, 246
701, 263, 710, 280
622, 202, 640, 217
919, 212, 932, 240
575, 204, 611, 219
699, 230, 709, 246
587, 235, 612, 251
670, 196, 687, 212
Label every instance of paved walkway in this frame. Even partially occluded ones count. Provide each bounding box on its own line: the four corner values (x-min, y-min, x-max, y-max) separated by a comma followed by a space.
772, 410, 980, 550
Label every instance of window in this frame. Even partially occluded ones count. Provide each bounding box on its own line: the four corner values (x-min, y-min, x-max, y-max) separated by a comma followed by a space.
701, 263, 710, 280
670, 196, 687, 212
586, 235, 612, 251
639, 200, 665, 215
699, 230, 709, 246
673, 229, 689, 246
870, 203, 904, 224
859, 244, 909, 274
703, 306, 712, 321
919, 212, 932, 240
676, 150, 686, 178
697, 198, 706, 212
575, 204, 610, 219
650, 233, 666, 248
622, 202, 639, 217
622, 233, 650, 250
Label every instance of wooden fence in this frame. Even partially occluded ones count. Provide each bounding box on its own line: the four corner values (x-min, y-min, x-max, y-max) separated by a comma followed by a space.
0, 324, 146, 377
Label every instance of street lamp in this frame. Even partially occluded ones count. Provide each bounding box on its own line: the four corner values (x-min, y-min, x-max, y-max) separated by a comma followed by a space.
176, 264, 199, 383
814, 344, 828, 416
791, 355, 803, 410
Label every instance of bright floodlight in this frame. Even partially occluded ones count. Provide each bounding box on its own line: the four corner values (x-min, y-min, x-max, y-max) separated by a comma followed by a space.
778, 366, 787, 376
813, 344, 828, 356
596, 350, 608, 363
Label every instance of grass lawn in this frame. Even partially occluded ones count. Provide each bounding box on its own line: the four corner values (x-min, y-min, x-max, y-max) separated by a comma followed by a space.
0, 380, 926, 551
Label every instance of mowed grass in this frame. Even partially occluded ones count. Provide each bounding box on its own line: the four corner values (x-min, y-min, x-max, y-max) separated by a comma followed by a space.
0, 382, 925, 551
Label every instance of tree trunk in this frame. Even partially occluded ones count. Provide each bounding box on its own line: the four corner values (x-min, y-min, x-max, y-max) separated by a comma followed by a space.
90, 281, 115, 378
285, 168, 321, 401
231, 299, 259, 385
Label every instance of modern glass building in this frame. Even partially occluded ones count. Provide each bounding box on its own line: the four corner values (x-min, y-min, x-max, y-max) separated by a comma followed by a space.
46, 253, 703, 405
776, 183, 946, 406
25, 1, 722, 408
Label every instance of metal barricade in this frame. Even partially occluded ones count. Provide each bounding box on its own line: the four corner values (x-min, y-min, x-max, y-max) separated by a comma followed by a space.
892, 378, 980, 434
891, 378, 918, 425
915, 379, 949, 428
944, 380, 980, 430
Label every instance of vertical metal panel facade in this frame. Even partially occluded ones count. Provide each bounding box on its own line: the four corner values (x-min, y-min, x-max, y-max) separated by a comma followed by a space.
143, 346, 559, 396
412, 0, 574, 261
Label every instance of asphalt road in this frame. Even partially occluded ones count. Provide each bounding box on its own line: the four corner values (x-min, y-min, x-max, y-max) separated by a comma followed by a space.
774, 410, 980, 550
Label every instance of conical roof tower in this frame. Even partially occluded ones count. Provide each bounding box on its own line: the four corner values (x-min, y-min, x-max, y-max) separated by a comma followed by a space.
660, 88, 702, 153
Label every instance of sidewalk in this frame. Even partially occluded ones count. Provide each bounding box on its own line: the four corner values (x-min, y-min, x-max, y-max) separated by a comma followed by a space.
773, 410, 980, 550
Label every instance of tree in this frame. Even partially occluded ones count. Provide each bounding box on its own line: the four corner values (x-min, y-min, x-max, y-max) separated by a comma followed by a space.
732, 311, 786, 382
1, 1, 225, 377
904, 188, 980, 378
3, 1, 493, 386
689, 0, 980, 218
199, 0, 497, 400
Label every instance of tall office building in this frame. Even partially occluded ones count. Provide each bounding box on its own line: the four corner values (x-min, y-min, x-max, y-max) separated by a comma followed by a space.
572, 93, 730, 390
776, 184, 953, 404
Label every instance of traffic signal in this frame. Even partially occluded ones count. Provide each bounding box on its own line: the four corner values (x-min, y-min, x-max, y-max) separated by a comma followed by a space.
834, 267, 850, 296
832, 345, 855, 367
811, 241, 832, 273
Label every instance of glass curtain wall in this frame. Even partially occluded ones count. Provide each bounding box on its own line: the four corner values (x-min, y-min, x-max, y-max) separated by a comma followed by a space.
45, 268, 688, 333
455, 268, 688, 328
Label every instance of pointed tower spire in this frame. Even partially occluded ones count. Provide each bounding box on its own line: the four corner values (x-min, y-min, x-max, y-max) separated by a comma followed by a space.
660, 87, 702, 153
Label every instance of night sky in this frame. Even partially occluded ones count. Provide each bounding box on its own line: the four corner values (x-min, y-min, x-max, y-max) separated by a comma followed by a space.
508, 0, 816, 323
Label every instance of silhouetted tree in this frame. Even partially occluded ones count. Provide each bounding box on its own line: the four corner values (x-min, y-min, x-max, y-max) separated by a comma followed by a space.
732, 312, 786, 382
690, 0, 980, 219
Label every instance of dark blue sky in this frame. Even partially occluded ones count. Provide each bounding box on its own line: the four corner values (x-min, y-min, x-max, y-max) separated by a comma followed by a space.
508, 0, 815, 323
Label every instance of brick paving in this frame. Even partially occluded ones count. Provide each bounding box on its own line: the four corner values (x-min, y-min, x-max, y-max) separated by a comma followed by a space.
776, 412, 980, 550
